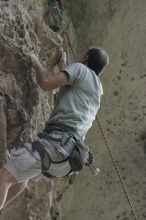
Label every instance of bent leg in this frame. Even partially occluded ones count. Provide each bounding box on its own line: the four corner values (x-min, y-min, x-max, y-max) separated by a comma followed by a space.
4, 180, 28, 207
0, 168, 16, 210
0, 145, 42, 210
3, 146, 41, 183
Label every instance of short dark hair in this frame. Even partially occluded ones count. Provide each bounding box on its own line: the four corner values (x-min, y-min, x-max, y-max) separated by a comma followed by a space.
85, 47, 109, 75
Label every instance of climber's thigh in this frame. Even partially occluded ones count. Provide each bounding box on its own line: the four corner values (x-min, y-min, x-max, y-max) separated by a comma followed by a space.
3, 145, 42, 183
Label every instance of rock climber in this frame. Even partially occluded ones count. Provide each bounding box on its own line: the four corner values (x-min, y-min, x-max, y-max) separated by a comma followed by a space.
0, 47, 109, 211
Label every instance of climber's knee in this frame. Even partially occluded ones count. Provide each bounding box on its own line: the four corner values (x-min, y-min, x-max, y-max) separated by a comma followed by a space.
0, 168, 17, 185
19, 179, 28, 188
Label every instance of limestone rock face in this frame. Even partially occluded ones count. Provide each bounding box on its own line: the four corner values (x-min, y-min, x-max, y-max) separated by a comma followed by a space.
1, 0, 146, 220
0, 0, 64, 219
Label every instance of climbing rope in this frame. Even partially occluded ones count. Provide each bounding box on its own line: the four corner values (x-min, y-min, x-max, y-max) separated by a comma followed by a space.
52, 1, 139, 219
96, 118, 138, 220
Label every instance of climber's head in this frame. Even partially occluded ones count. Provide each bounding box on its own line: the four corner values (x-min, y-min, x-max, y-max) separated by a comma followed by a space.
81, 47, 109, 76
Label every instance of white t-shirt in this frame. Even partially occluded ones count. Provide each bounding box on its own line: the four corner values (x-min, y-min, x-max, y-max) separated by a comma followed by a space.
46, 63, 103, 140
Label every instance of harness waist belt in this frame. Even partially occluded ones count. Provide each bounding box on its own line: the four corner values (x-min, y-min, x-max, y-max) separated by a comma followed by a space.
44, 123, 80, 140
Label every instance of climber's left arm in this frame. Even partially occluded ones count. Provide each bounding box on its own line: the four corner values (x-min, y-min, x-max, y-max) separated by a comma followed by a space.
30, 54, 69, 91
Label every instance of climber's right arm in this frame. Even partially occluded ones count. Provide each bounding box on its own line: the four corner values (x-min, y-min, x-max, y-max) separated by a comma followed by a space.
30, 54, 69, 91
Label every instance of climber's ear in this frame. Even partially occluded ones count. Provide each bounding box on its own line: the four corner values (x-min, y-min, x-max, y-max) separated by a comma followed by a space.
79, 55, 88, 65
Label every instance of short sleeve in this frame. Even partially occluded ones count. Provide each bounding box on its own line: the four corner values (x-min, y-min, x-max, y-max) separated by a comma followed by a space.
64, 63, 83, 85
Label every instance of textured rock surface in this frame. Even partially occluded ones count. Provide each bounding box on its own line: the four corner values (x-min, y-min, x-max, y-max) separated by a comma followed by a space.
1, 0, 146, 220
62, 0, 146, 220
0, 0, 66, 219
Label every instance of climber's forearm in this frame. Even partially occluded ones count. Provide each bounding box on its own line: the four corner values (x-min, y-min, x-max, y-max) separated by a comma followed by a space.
57, 62, 67, 71
57, 50, 67, 70
30, 53, 69, 91
30, 54, 50, 89
34, 62, 50, 90
33, 61, 69, 91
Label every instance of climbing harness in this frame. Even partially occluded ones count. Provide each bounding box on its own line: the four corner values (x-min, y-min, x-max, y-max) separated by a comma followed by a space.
44, 123, 99, 175
52, 1, 139, 219
32, 124, 97, 178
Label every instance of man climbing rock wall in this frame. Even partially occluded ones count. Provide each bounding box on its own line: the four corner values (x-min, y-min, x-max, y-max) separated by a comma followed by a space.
61, 0, 146, 220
